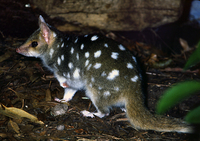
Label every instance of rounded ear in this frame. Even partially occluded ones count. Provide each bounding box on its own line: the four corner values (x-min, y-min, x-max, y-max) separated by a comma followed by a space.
38, 15, 51, 44
39, 15, 46, 24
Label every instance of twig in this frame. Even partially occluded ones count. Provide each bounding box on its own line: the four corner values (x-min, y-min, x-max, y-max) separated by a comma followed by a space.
109, 113, 126, 123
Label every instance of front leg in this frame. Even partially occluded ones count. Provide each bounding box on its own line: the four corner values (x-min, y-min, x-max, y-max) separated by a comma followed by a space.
55, 73, 68, 88
55, 88, 77, 102
54, 73, 77, 102
62, 88, 77, 101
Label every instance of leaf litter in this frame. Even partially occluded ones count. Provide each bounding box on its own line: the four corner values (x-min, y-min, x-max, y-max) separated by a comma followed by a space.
0, 34, 199, 141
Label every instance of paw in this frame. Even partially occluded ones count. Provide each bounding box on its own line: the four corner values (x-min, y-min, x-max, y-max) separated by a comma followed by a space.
81, 110, 107, 118
54, 97, 69, 103
94, 112, 106, 118
81, 110, 95, 118
54, 97, 62, 103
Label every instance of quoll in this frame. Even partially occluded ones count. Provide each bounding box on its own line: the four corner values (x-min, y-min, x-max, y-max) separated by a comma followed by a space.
16, 15, 192, 133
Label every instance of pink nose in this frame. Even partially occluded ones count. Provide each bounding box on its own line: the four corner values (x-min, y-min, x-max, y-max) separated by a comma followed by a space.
16, 48, 20, 53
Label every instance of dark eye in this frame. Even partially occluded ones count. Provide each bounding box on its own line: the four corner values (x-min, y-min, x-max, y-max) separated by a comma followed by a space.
31, 41, 38, 47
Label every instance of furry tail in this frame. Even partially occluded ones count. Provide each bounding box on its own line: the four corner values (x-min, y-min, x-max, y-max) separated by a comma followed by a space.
125, 95, 192, 133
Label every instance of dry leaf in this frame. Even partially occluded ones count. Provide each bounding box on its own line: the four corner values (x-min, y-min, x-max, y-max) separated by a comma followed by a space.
0, 133, 8, 138
77, 138, 97, 141
0, 51, 12, 62
179, 38, 193, 53
146, 53, 158, 65
74, 128, 84, 134
65, 125, 75, 130
146, 53, 172, 68
0, 104, 44, 124
45, 89, 51, 102
7, 119, 20, 134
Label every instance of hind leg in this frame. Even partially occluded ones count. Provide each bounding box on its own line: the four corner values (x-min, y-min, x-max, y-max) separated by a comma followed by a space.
81, 107, 109, 118
81, 91, 110, 118
81, 110, 108, 118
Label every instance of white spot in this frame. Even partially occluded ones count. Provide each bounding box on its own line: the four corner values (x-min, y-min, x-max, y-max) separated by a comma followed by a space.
91, 77, 95, 82
74, 38, 78, 43
119, 44, 126, 51
107, 69, 119, 80
68, 62, 73, 69
57, 44, 60, 48
93, 63, 101, 69
49, 48, 54, 58
98, 86, 102, 90
104, 91, 111, 96
60, 38, 63, 42
131, 76, 139, 82
120, 108, 126, 112
127, 63, 133, 69
53, 32, 56, 37
87, 64, 92, 70
70, 47, 74, 54
111, 52, 119, 60
80, 44, 84, 50
57, 57, 61, 65
85, 52, 89, 58
114, 87, 119, 91
61, 55, 64, 61
73, 68, 80, 79
132, 56, 137, 62
85, 60, 89, 67
84, 35, 88, 37
91, 35, 98, 41
104, 43, 108, 48
94, 50, 101, 58
101, 71, 106, 76
63, 73, 70, 78
76, 53, 79, 60
61, 43, 64, 48
25, 3, 31, 7
67, 73, 70, 78
89, 83, 92, 87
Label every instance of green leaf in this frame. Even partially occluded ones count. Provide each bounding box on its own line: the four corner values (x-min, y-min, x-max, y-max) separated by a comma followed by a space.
185, 106, 200, 124
156, 81, 200, 114
183, 41, 200, 70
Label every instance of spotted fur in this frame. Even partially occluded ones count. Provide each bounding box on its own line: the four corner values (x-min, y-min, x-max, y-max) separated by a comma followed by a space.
16, 15, 192, 133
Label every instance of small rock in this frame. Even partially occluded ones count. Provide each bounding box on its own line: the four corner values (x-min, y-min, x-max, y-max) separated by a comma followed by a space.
57, 125, 65, 131
51, 104, 68, 116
